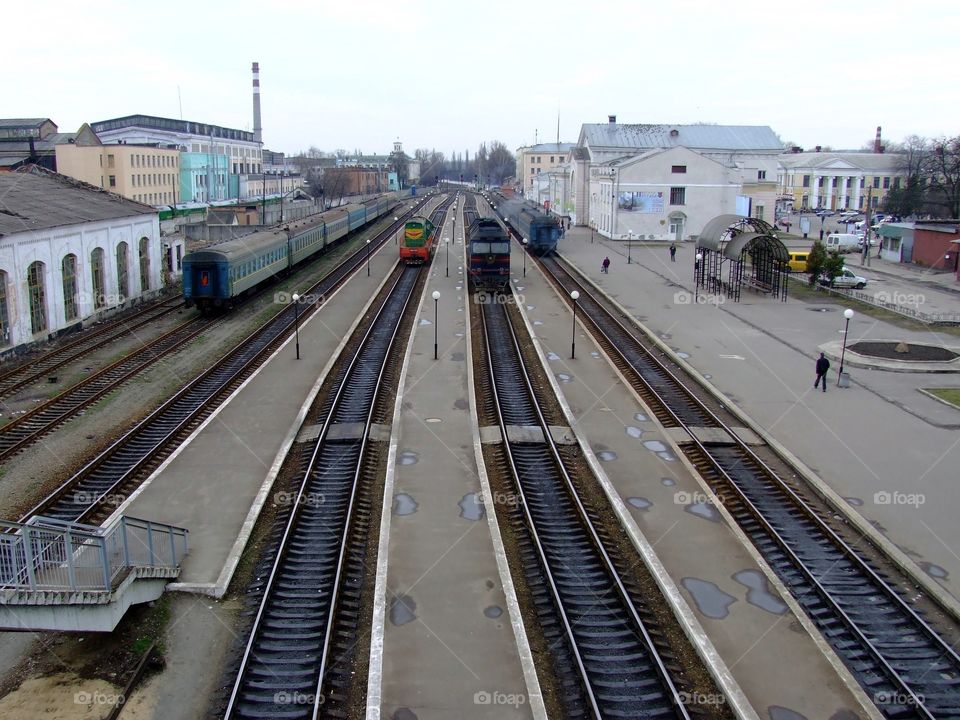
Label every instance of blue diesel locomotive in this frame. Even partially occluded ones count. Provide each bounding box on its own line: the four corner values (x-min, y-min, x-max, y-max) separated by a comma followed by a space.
183, 194, 400, 311
467, 218, 511, 292
493, 193, 562, 255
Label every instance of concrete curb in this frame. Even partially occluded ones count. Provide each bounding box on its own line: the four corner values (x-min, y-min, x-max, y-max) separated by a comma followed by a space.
818, 340, 960, 373
558, 253, 960, 624
917, 387, 960, 411
107, 245, 400, 598
548, 258, 885, 719
466, 253, 547, 719
364, 262, 426, 720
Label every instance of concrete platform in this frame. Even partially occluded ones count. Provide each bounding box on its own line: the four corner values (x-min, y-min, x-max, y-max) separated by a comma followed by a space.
514, 244, 875, 720
558, 230, 960, 606
369, 201, 541, 720
102, 239, 401, 596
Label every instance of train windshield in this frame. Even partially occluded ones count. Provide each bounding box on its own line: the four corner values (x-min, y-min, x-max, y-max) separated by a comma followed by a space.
471, 242, 510, 254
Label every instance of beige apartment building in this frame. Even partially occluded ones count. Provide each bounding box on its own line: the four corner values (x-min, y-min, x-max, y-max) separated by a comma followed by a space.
55, 124, 181, 205
517, 143, 574, 200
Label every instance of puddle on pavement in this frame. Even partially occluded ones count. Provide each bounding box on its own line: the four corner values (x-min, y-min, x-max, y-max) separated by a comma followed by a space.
657, 450, 676, 462
733, 569, 788, 615
398, 450, 419, 466
459, 492, 484, 521
643, 440, 667, 452
626, 426, 643, 439
681, 577, 736, 619
419, 318, 432, 326
526, 305, 536, 310
677, 351, 690, 359
425, 417, 442, 423
661, 477, 676, 487
392, 709, 418, 720
450, 352, 465, 361
547, 351, 561, 361
483, 605, 503, 619
516, 285, 525, 291
919, 561, 949, 579
685, 501, 722, 523
393, 493, 419, 516
533, 320, 544, 326
768, 707, 808, 720
844, 496, 864, 507
626, 497, 651, 511
703, 374, 712, 379
389, 594, 417, 626
556, 373, 573, 383
454, 398, 469, 410
455, 332, 464, 337
591, 351, 600, 358
595, 448, 618, 462
634, 412, 649, 422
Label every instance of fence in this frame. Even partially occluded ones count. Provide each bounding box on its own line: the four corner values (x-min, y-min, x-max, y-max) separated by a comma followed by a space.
0, 515, 188, 594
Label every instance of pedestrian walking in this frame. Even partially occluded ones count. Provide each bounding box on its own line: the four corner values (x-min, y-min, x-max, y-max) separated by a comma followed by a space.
814, 352, 830, 392
669, 243, 677, 262
602, 256, 611, 274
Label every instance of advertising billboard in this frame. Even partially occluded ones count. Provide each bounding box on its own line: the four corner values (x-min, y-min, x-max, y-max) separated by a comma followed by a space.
618, 191, 663, 214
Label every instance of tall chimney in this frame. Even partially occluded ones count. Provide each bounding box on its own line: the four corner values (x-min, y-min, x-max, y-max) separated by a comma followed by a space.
874, 125, 882, 153
252, 61, 262, 144
608, 115, 617, 124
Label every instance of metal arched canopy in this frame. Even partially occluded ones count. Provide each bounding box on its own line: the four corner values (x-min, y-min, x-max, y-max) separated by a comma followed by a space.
696, 214, 787, 261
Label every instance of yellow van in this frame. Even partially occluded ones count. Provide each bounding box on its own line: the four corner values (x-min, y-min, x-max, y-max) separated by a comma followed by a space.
787, 251, 809, 273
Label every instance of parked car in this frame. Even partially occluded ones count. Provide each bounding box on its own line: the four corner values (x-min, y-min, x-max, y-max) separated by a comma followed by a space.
786, 251, 809, 272
820, 267, 867, 289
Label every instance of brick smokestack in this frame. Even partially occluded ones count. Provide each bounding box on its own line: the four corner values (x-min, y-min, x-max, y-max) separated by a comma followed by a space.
252, 62, 262, 144
874, 125, 882, 153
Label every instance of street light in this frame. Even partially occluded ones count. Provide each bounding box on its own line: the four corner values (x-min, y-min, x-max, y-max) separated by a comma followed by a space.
432, 290, 440, 359
366, 239, 371, 276
445, 237, 450, 277
291, 293, 301, 360
837, 308, 854, 386
695, 252, 703, 303
394, 216, 399, 244
628, 230, 634, 264
522, 238, 528, 277
570, 290, 580, 359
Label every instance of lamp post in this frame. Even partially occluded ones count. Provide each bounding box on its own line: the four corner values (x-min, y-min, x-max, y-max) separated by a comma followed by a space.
445, 237, 450, 277
695, 253, 703, 303
570, 290, 580, 359
522, 238, 528, 277
394, 216, 399, 244
837, 308, 854, 386
627, 230, 633, 264
366, 239, 371, 276
432, 290, 440, 359
291, 293, 301, 360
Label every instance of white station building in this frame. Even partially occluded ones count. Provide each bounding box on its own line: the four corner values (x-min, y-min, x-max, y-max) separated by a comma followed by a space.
0, 167, 162, 354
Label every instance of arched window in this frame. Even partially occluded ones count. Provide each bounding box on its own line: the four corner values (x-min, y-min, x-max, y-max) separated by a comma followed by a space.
62, 254, 79, 322
91, 248, 106, 310
0, 270, 10, 345
27, 261, 48, 335
116, 242, 129, 301
138, 237, 150, 292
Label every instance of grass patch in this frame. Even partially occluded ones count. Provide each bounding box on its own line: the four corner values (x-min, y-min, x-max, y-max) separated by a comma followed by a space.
925, 388, 960, 408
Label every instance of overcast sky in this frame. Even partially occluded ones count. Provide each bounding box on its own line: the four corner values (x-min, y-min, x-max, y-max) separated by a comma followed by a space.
6, 0, 957, 158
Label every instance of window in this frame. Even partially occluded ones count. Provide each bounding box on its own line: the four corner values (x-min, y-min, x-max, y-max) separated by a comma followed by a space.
754, 205, 764, 221
873, 176, 880, 188
550, 156, 555, 163
91, 248, 106, 309
757, 170, 767, 181
802, 175, 810, 187
670, 187, 686, 205
27, 261, 47, 335
860, 178, 865, 188
530, 169, 535, 176
139, 237, 150, 292
893, 177, 901, 190
62, 254, 79, 322
818, 177, 824, 187
117, 242, 130, 300
0, 270, 9, 345
883, 176, 890, 189
107, 154, 115, 168
672, 165, 687, 174
176, 245, 182, 271
109, 175, 116, 188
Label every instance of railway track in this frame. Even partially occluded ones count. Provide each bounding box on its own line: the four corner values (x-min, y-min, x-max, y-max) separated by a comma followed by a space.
475, 296, 717, 719
539, 253, 960, 719
0, 296, 184, 400
17, 214, 415, 526
225, 265, 422, 719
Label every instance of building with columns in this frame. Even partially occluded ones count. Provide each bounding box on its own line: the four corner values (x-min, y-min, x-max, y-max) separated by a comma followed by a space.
777, 150, 905, 212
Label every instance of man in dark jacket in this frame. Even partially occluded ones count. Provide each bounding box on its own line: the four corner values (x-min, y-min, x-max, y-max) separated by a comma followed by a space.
814, 352, 830, 392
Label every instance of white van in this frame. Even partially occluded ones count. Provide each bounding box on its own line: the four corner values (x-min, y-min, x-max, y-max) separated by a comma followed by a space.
825, 233, 860, 253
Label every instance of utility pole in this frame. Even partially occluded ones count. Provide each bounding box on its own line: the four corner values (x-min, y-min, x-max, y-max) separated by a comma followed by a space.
862, 186, 873, 267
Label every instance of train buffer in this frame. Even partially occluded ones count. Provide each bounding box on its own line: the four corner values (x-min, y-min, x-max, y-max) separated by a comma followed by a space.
0, 515, 188, 632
